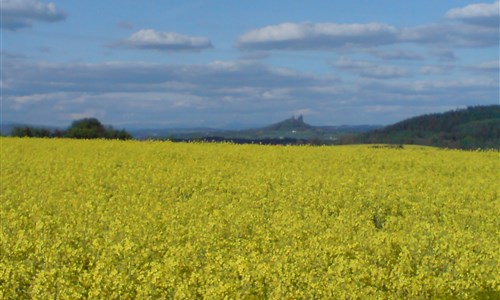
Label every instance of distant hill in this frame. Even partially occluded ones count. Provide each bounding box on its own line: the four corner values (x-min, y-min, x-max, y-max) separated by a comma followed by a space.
262, 115, 313, 131
5, 106, 498, 149
164, 115, 381, 142
0, 117, 380, 142
128, 127, 221, 140
344, 105, 500, 149
232, 115, 321, 140
231, 115, 381, 140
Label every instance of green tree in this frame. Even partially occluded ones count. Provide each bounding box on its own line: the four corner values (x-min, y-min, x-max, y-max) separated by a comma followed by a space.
104, 126, 133, 140
11, 126, 52, 138
66, 118, 132, 140
66, 118, 107, 139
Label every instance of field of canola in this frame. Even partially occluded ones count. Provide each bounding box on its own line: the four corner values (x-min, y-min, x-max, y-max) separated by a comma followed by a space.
1, 138, 499, 299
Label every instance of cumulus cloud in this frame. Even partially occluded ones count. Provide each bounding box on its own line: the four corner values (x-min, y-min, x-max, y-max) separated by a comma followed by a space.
237, 3, 499, 51
1, 0, 66, 30
446, 1, 500, 27
401, 23, 499, 47
237, 22, 399, 50
3, 56, 498, 127
335, 58, 411, 78
399, 2, 499, 47
360, 78, 499, 97
113, 29, 213, 52
1, 58, 332, 126
1, 59, 322, 103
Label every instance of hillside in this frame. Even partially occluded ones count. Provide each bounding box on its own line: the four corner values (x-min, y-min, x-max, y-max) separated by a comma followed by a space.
159, 115, 380, 142
261, 115, 313, 131
231, 115, 322, 140
6, 106, 498, 149
345, 105, 500, 149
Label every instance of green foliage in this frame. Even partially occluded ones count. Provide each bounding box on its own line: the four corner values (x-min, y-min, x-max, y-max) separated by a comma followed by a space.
66, 118, 107, 139
11, 126, 53, 138
105, 127, 133, 140
345, 105, 500, 149
9, 118, 132, 140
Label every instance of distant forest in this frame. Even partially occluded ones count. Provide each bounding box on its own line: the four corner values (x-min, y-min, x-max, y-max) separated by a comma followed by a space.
4, 105, 499, 150
9, 118, 132, 140
175, 105, 500, 149
341, 105, 499, 150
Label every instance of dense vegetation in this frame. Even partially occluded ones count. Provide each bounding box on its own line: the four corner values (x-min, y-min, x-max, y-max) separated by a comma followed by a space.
163, 106, 499, 149
2, 138, 499, 298
10, 118, 132, 140
6, 106, 499, 149
344, 105, 500, 149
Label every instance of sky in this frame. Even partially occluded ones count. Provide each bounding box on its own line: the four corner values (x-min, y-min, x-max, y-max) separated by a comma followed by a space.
1, 0, 499, 128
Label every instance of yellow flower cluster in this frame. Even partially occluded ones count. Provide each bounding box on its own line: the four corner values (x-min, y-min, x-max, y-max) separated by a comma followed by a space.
1, 138, 499, 299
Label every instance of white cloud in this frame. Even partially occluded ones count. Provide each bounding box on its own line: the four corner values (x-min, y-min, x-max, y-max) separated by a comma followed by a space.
420, 65, 452, 75
370, 49, 423, 61
446, 1, 500, 27
411, 78, 499, 92
1, 0, 66, 30
3, 58, 498, 127
237, 22, 399, 50
401, 23, 499, 47
465, 60, 500, 73
64, 110, 105, 121
114, 29, 212, 52
365, 78, 499, 95
237, 7, 499, 51
2, 59, 321, 98
12, 93, 52, 104
335, 58, 411, 78
261, 88, 292, 100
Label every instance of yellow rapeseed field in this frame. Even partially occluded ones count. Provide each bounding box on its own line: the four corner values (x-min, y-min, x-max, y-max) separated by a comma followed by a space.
1, 137, 499, 299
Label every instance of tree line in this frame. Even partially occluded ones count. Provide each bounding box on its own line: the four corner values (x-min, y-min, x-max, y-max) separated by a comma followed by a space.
340, 105, 500, 150
10, 118, 132, 140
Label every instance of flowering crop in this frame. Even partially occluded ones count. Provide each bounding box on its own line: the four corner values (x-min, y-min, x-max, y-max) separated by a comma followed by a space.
1, 138, 499, 299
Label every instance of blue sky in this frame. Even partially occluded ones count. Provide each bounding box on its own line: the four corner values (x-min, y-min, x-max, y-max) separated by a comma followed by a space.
2, 0, 499, 128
